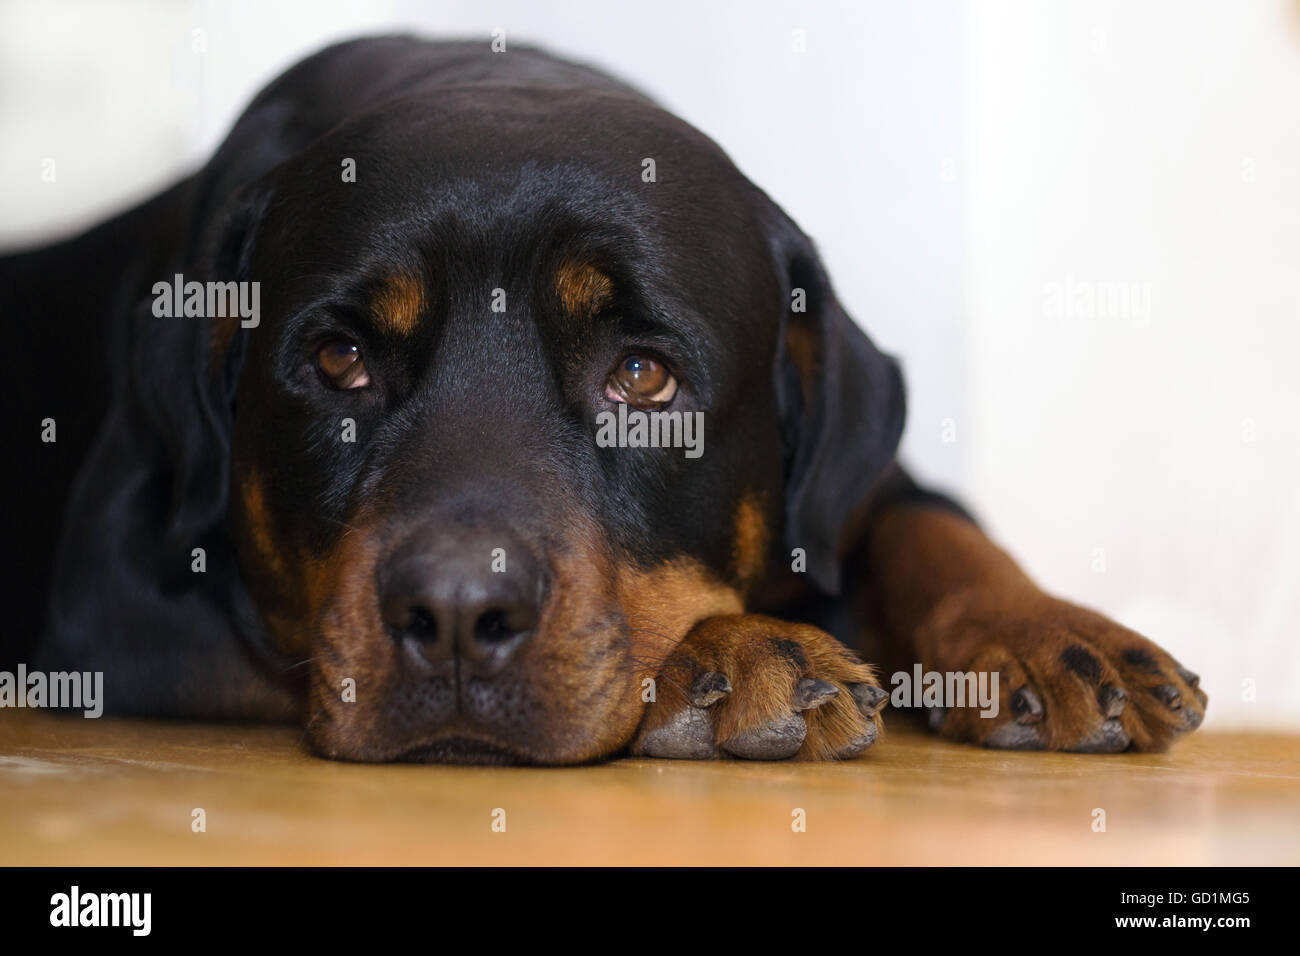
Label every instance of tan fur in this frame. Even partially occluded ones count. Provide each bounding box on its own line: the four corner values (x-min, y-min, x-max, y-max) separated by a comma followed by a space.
371, 273, 425, 335
235, 469, 280, 574
731, 493, 769, 590
636, 614, 881, 761
615, 559, 744, 672
306, 509, 650, 763
554, 258, 614, 318
868, 505, 1206, 752
784, 318, 819, 405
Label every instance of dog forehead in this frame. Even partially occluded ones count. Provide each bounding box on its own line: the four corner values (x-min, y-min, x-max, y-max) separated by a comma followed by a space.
240, 85, 783, 358
266, 87, 758, 238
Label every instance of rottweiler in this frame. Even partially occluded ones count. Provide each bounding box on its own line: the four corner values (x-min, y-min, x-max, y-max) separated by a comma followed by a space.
2, 36, 1206, 763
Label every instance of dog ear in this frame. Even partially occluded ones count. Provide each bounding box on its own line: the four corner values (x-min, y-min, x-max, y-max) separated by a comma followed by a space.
769, 218, 906, 596
38, 178, 295, 714
136, 184, 270, 575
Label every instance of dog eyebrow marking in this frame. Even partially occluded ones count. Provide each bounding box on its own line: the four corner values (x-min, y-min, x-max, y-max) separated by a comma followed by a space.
554, 257, 614, 318
371, 273, 426, 334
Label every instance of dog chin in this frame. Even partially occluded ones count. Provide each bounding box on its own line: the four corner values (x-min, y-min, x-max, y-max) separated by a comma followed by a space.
397, 736, 528, 766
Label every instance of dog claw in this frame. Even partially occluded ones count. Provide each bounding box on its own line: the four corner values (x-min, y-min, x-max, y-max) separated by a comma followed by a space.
1176, 667, 1200, 690
1098, 684, 1128, 718
638, 707, 715, 759
792, 677, 839, 712
1154, 684, 1183, 710
927, 706, 947, 731
850, 683, 888, 717
689, 671, 732, 708
1012, 686, 1044, 724
721, 712, 807, 760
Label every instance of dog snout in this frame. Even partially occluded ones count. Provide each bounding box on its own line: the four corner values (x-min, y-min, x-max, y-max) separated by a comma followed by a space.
380, 526, 546, 673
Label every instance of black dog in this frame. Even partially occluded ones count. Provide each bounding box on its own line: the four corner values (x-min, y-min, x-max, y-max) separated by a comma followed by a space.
2, 37, 1205, 763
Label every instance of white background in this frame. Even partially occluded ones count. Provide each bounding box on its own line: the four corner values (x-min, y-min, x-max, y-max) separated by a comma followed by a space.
2, 0, 1296, 728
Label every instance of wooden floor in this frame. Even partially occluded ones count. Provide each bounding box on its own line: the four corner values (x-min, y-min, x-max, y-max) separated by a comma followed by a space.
1, 710, 1296, 865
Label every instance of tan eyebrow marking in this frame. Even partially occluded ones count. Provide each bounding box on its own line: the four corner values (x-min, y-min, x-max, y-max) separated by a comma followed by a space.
554, 257, 614, 318
371, 273, 426, 335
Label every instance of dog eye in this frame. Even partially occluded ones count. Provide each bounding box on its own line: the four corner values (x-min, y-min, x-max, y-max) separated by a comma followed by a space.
316, 339, 370, 389
605, 354, 677, 407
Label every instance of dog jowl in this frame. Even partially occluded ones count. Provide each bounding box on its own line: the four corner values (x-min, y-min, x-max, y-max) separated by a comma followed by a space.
7, 37, 1205, 764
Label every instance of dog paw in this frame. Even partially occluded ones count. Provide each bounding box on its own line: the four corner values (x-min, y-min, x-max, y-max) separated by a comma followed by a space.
921, 590, 1207, 753
631, 614, 886, 760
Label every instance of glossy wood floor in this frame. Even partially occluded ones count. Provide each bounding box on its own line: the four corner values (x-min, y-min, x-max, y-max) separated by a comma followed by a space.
1, 710, 1296, 865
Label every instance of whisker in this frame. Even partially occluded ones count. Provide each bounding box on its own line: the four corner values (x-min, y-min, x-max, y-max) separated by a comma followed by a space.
317, 515, 373, 538
279, 655, 318, 674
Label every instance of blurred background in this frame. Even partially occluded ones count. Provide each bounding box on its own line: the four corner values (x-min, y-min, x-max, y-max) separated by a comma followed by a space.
1, 0, 1296, 729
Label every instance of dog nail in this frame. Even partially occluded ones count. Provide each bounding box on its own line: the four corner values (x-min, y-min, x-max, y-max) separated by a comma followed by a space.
792, 677, 839, 711
850, 683, 888, 717
721, 713, 807, 760
928, 706, 947, 731
1012, 686, 1044, 724
1154, 684, 1182, 710
1176, 667, 1200, 690
1098, 684, 1128, 718
689, 671, 732, 708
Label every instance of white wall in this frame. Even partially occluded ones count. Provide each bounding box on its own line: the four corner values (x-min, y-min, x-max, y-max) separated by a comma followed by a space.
0, 0, 966, 494
964, 0, 1300, 729
1, 0, 1294, 727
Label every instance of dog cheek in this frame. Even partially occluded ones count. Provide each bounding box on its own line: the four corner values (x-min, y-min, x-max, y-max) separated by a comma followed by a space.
231, 465, 313, 656
512, 531, 647, 763
301, 512, 397, 755
616, 558, 744, 666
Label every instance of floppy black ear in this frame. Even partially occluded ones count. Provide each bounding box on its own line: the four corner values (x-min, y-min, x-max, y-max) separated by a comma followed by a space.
770, 222, 906, 596
36, 178, 294, 716
135, 183, 269, 578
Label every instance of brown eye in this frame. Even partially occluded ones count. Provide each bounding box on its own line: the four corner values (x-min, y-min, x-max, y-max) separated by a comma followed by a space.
317, 339, 370, 389
605, 354, 677, 407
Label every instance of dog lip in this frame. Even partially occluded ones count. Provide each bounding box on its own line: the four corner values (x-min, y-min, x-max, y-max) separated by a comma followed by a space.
397, 735, 528, 765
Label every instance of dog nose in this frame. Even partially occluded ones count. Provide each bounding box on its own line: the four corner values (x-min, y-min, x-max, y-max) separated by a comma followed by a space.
380, 527, 545, 671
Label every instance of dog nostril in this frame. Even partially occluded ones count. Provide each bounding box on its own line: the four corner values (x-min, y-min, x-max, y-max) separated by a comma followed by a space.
407, 607, 438, 641
382, 595, 440, 643
474, 608, 529, 645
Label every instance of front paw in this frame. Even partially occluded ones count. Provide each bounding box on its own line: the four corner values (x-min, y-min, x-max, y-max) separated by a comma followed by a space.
921, 590, 1207, 753
631, 614, 887, 761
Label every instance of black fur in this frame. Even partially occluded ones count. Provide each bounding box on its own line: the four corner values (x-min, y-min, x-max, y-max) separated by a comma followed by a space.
1, 36, 932, 735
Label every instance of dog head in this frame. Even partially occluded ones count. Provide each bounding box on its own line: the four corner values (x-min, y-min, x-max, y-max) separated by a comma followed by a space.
70, 39, 905, 763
